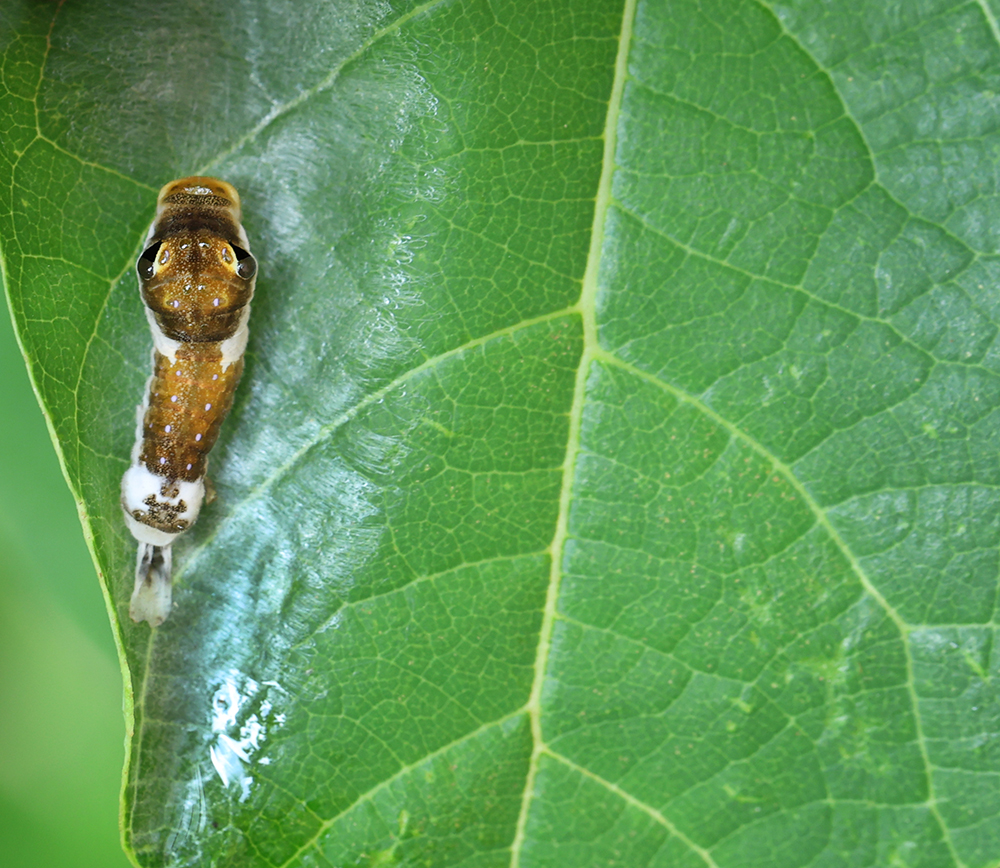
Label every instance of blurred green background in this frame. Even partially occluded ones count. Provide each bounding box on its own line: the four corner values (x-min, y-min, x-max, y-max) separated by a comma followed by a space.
0, 306, 133, 867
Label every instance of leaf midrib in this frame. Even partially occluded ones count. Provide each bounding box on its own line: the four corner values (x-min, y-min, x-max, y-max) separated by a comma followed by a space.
507, 0, 640, 865
501, 0, 966, 864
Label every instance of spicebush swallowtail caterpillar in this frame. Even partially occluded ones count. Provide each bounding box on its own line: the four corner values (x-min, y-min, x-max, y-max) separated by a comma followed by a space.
122, 177, 257, 626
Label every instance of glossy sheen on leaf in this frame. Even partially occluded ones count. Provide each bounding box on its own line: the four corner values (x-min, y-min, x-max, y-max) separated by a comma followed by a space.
2, 0, 999, 867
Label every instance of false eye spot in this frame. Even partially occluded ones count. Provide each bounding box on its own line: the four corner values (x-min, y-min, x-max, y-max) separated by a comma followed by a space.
231, 244, 257, 280
136, 241, 163, 279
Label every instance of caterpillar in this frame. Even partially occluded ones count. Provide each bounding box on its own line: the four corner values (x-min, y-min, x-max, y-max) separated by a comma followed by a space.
122, 177, 257, 626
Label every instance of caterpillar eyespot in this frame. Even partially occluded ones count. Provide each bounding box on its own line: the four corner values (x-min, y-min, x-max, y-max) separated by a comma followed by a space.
232, 244, 257, 279
136, 241, 162, 279
122, 176, 256, 627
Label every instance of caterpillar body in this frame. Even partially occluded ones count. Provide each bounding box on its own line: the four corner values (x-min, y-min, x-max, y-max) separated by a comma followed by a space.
122, 177, 257, 626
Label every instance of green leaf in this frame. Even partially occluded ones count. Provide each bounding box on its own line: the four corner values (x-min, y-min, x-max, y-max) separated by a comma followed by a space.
2, 0, 998, 866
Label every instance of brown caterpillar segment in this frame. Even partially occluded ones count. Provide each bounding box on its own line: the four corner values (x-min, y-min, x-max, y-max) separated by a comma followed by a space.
139, 348, 244, 483
153, 177, 245, 248
122, 176, 256, 626
140, 230, 253, 342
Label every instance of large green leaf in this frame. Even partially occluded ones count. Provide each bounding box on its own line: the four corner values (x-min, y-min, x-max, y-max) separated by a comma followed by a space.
2, 0, 998, 866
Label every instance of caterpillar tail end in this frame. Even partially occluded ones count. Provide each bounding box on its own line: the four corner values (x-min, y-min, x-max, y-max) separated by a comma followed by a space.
130, 543, 173, 626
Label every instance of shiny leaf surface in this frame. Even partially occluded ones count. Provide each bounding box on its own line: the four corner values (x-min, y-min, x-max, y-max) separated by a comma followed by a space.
2, 1, 998, 866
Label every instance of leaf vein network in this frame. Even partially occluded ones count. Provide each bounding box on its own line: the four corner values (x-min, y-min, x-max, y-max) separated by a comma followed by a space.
300, 551, 545, 648
592, 349, 970, 853
173, 305, 576, 580
547, 749, 721, 868
607, 194, 1000, 423
273, 709, 526, 868
197, 0, 451, 177
614, 7, 972, 859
